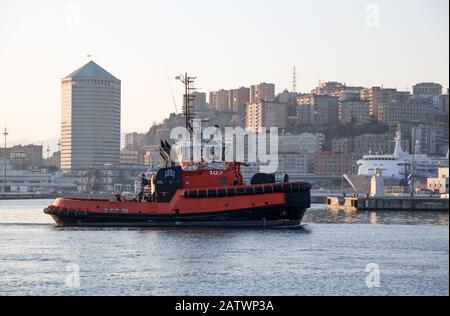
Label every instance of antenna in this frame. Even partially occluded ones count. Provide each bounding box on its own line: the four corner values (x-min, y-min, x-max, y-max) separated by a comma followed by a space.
175, 73, 197, 136
57, 139, 61, 187
292, 66, 297, 93
163, 63, 178, 114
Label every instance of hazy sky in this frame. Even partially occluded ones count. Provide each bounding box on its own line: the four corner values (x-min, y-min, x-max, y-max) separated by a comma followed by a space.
0, 0, 449, 143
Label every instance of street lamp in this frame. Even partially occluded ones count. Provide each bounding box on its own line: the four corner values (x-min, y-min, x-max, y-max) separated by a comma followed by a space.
411, 139, 419, 198
3, 127, 8, 194
57, 139, 61, 194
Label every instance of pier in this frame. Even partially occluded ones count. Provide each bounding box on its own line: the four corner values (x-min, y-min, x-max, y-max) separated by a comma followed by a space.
327, 195, 449, 212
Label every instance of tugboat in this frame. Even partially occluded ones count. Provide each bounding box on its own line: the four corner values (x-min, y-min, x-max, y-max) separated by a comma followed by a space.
44, 74, 311, 228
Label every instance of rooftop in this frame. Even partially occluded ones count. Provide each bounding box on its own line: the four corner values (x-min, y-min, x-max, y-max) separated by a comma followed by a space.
64, 60, 120, 81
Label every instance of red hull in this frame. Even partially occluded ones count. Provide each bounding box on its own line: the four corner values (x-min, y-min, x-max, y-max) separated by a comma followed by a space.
44, 182, 311, 227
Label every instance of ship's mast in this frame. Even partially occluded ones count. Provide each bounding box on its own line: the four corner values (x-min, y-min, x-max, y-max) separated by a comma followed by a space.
174, 73, 198, 165
175, 73, 197, 137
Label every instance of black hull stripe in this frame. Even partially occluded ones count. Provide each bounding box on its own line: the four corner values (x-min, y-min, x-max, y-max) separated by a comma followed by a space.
50, 218, 303, 228
50, 206, 307, 228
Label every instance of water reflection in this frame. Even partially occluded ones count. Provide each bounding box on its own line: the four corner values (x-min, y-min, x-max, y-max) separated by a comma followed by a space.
0, 200, 448, 296
370, 212, 378, 225
304, 207, 449, 226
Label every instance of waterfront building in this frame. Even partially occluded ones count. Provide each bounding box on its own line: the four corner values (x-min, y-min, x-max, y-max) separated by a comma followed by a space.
411, 125, 437, 155
144, 145, 162, 168
412, 83, 446, 121
240, 133, 323, 181
0, 165, 82, 194
311, 81, 346, 96
380, 96, 435, 124
275, 134, 324, 179
43, 151, 61, 170
229, 87, 250, 112
124, 132, 146, 151
354, 134, 409, 155
192, 92, 207, 112
276, 153, 315, 179
209, 83, 274, 112
426, 167, 449, 194
278, 133, 324, 154
314, 151, 361, 176
297, 94, 339, 126
331, 137, 353, 154
277, 90, 298, 105
183, 92, 207, 113
434, 122, 450, 155
333, 134, 410, 156
337, 87, 369, 126
245, 101, 287, 132
413, 82, 443, 96
209, 89, 230, 112
413, 82, 443, 108
80, 163, 149, 193
120, 150, 139, 164
270, 91, 299, 129
338, 99, 370, 125
60, 61, 121, 172
388, 121, 449, 155
438, 93, 449, 116
360, 87, 400, 121
249, 83, 275, 103
0, 144, 43, 169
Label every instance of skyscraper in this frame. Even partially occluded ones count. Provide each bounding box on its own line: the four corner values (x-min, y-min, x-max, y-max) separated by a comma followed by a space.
61, 61, 121, 171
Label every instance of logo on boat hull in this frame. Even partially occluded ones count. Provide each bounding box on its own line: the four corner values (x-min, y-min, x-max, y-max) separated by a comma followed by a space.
165, 169, 176, 179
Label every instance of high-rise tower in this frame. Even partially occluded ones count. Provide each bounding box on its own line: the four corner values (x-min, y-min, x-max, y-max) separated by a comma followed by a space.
61, 61, 121, 171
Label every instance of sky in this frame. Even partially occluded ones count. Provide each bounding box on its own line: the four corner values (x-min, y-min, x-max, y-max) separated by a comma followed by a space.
0, 0, 448, 145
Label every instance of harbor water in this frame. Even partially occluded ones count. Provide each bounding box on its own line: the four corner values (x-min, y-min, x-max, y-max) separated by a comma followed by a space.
0, 199, 448, 296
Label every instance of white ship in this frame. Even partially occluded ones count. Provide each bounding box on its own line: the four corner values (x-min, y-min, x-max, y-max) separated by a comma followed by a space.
357, 131, 440, 181
356, 131, 440, 181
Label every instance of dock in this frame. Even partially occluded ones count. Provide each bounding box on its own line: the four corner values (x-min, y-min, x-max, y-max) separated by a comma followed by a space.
327, 195, 449, 212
